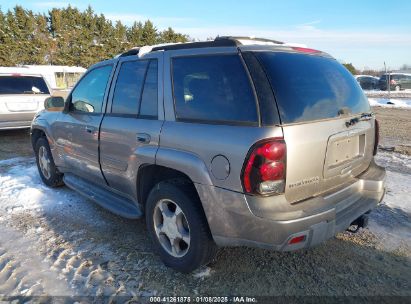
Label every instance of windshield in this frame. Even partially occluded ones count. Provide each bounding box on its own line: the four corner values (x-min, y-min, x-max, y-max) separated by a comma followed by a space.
0, 75, 50, 94
256, 52, 370, 124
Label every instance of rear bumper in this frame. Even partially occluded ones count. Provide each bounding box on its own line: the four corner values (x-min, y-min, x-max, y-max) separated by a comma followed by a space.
196, 159, 385, 251
0, 112, 36, 130
0, 121, 32, 130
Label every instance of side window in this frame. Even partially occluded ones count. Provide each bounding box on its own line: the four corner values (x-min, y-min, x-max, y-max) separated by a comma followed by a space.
71, 65, 112, 113
172, 54, 258, 124
140, 60, 158, 117
112, 60, 148, 115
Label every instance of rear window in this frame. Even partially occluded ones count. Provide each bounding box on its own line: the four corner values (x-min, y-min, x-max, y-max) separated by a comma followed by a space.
0, 76, 50, 94
256, 52, 370, 124
172, 54, 258, 125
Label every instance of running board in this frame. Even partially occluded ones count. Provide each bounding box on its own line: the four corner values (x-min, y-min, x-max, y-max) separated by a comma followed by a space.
63, 173, 142, 219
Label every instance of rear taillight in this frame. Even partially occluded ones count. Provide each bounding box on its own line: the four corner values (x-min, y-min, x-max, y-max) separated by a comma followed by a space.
373, 119, 379, 155
242, 139, 286, 195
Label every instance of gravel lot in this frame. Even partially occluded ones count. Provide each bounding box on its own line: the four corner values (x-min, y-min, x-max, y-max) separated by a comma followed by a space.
0, 108, 410, 299
365, 90, 411, 99
374, 107, 411, 155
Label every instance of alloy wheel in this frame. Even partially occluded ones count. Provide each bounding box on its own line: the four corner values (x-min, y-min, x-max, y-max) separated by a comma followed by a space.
153, 199, 190, 258
38, 146, 51, 179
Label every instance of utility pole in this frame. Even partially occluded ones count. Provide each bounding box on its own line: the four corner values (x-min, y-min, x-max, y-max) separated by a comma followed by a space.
384, 61, 390, 97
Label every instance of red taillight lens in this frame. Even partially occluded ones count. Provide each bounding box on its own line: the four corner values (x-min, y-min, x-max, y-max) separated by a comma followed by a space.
373, 119, 379, 155
260, 162, 284, 181
242, 139, 286, 195
258, 142, 285, 161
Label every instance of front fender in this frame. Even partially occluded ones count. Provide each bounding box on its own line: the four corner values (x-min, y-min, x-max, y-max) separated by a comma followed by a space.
31, 112, 62, 166
31, 116, 53, 147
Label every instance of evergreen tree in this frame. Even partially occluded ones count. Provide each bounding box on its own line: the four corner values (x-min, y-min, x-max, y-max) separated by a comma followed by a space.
127, 21, 143, 47
0, 8, 8, 65
141, 20, 158, 45
343, 63, 358, 75
3, 10, 19, 66
0, 5, 191, 67
159, 27, 188, 43
31, 13, 50, 64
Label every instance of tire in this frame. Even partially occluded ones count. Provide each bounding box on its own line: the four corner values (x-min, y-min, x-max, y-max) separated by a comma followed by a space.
145, 180, 217, 273
35, 137, 64, 187
395, 85, 401, 91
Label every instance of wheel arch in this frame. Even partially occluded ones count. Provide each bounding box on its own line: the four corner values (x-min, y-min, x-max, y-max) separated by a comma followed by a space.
137, 146, 214, 206
137, 164, 201, 211
31, 127, 47, 149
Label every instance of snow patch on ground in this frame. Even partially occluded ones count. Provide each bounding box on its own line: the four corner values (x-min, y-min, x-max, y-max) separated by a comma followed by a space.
193, 267, 213, 279
0, 157, 105, 227
372, 152, 411, 250
0, 157, 132, 296
368, 98, 411, 108
0, 157, 31, 166
376, 151, 411, 175
365, 90, 411, 99
0, 226, 73, 296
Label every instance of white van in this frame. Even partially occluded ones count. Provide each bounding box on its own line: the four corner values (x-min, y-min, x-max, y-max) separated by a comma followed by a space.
0, 68, 51, 129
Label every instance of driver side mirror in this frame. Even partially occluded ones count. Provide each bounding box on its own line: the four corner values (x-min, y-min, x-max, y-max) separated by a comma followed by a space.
44, 96, 65, 111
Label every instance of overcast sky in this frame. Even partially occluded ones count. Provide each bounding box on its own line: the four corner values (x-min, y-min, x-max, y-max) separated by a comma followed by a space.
3, 0, 411, 70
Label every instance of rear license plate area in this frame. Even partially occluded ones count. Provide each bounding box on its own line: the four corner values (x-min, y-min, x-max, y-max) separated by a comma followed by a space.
6, 102, 38, 112
324, 133, 365, 178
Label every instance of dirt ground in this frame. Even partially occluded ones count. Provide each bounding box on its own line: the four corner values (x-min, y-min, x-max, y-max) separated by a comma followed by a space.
0, 108, 410, 299
373, 107, 411, 155
0, 129, 32, 161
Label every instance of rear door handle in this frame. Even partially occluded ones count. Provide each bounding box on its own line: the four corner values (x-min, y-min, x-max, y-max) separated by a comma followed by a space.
85, 126, 96, 133
137, 133, 151, 143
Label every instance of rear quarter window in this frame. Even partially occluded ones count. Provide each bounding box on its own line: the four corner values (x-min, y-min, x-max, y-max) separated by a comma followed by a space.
172, 54, 258, 125
256, 52, 370, 124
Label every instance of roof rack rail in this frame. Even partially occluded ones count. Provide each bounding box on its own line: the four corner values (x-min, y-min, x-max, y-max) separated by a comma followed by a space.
117, 36, 285, 58
117, 47, 140, 57
151, 39, 237, 52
